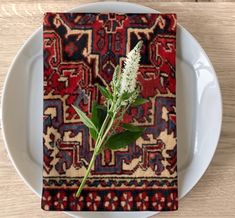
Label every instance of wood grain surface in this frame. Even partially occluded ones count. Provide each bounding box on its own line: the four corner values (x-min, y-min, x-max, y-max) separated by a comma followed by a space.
0, 1, 235, 218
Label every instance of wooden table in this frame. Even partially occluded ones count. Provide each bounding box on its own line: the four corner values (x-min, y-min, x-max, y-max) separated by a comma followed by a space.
0, 1, 235, 217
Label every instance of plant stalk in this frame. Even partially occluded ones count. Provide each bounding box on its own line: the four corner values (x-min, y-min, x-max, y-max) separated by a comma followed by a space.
76, 102, 117, 197
75, 148, 98, 197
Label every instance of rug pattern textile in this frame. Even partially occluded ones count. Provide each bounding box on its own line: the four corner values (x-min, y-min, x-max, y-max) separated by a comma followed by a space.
42, 12, 178, 211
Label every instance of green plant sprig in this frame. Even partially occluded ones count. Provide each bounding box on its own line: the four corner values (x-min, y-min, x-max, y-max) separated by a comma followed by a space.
73, 41, 148, 197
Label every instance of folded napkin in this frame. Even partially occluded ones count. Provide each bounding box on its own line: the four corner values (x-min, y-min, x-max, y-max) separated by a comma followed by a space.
42, 12, 177, 211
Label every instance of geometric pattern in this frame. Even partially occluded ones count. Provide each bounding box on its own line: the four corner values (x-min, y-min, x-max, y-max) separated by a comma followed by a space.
41, 12, 178, 211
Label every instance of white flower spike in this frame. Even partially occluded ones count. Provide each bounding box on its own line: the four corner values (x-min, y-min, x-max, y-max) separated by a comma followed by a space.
120, 41, 143, 95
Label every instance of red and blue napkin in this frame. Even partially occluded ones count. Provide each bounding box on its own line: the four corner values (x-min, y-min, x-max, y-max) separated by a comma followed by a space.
42, 12, 177, 211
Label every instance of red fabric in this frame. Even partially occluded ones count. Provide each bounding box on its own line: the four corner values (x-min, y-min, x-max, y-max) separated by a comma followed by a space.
42, 13, 178, 211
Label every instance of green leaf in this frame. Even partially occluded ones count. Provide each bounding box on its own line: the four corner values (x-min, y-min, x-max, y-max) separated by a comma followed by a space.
89, 128, 98, 140
131, 97, 148, 107
96, 104, 107, 111
72, 105, 98, 133
96, 84, 112, 100
91, 101, 107, 130
105, 129, 145, 150
122, 123, 145, 132
91, 101, 98, 127
121, 91, 133, 100
96, 105, 107, 130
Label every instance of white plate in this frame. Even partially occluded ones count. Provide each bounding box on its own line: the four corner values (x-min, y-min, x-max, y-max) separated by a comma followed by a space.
1, 2, 222, 218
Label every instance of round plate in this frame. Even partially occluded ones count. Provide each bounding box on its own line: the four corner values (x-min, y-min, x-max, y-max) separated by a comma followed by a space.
1, 2, 222, 218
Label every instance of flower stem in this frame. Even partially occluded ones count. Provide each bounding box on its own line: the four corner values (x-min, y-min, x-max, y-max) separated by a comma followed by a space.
75, 148, 97, 197
96, 116, 115, 152
76, 103, 116, 197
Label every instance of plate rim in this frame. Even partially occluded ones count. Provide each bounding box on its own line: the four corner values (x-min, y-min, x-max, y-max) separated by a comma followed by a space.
1, 1, 222, 215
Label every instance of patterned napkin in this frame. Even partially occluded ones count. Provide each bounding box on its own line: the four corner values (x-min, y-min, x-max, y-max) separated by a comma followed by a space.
42, 12, 177, 211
